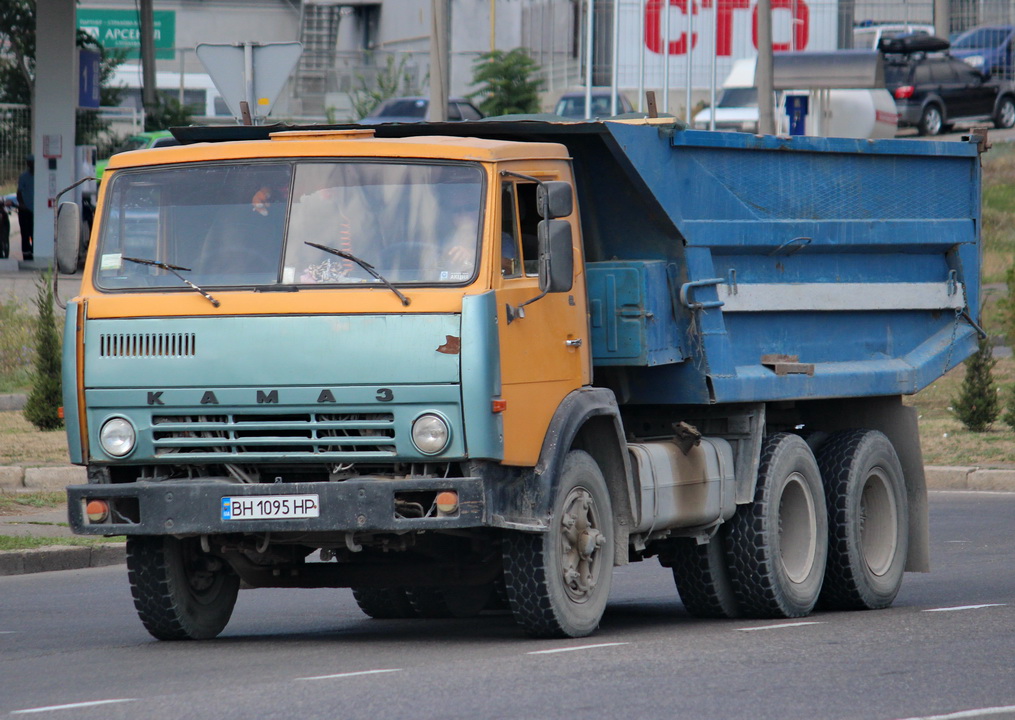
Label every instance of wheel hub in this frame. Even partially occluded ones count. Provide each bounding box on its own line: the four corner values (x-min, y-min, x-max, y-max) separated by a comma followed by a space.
860, 469, 898, 577
559, 487, 605, 603
778, 473, 818, 584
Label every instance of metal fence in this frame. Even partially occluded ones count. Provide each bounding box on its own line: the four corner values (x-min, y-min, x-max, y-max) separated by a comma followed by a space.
514, 0, 1015, 119
0, 104, 31, 190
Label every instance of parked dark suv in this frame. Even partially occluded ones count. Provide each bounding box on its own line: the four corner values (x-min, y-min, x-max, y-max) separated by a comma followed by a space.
882, 34, 1015, 135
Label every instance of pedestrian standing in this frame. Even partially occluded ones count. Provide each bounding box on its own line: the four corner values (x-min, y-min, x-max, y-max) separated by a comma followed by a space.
16, 154, 34, 261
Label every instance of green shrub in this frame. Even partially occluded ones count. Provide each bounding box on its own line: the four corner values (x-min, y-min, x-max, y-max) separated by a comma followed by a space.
469, 48, 543, 117
952, 335, 1000, 432
23, 270, 63, 430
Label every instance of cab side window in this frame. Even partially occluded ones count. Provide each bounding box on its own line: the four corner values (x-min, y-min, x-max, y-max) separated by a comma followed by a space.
500, 182, 521, 277
517, 183, 540, 276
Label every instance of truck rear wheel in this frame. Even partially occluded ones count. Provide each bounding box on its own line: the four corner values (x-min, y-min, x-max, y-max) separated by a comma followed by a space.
817, 429, 908, 610
502, 449, 614, 638
727, 433, 828, 618
126, 536, 239, 640
668, 532, 741, 619
351, 587, 418, 619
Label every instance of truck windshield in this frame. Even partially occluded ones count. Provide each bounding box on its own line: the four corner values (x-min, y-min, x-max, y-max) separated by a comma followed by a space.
94, 160, 484, 290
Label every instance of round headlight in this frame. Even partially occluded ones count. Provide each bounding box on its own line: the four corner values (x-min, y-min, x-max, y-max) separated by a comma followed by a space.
99, 417, 136, 457
411, 413, 450, 455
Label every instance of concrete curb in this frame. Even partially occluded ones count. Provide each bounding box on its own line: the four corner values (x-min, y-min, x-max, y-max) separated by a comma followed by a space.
0, 394, 27, 412
0, 543, 125, 576
23, 466, 87, 489
1, 465, 86, 490
923, 465, 1015, 491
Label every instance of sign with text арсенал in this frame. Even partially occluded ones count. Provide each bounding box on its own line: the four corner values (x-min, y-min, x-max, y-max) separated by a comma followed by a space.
77, 9, 176, 61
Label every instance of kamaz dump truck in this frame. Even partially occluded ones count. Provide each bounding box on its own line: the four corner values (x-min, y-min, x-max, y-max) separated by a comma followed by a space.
57, 119, 984, 639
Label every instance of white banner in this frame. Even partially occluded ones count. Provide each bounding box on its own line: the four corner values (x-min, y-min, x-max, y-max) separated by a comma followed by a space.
617, 0, 839, 89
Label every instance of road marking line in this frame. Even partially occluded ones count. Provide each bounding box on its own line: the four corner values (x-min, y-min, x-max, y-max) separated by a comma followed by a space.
923, 604, 1007, 613
893, 704, 1015, 720
527, 642, 629, 655
11, 699, 135, 714
298, 669, 402, 681
737, 621, 824, 632
0, 631, 17, 634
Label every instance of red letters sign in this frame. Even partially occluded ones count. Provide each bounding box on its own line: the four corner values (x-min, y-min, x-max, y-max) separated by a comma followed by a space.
645, 0, 810, 56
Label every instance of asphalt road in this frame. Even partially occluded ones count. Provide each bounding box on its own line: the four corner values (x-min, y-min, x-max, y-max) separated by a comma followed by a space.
2, 490, 1014, 720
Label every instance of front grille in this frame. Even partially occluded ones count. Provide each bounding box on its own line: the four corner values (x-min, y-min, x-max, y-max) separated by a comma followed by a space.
100, 333, 196, 358
151, 412, 395, 456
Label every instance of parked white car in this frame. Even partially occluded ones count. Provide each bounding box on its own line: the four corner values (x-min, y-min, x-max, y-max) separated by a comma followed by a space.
693, 58, 899, 139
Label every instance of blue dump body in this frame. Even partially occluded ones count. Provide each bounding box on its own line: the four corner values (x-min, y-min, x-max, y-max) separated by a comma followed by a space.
575, 124, 982, 406
179, 120, 984, 408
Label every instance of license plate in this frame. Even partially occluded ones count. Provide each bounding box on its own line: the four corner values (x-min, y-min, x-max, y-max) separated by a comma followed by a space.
221, 495, 320, 521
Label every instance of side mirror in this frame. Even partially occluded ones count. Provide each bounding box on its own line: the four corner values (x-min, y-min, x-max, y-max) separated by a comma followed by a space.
537, 219, 574, 293
56, 202, 81, 275
536, 181, 573, 219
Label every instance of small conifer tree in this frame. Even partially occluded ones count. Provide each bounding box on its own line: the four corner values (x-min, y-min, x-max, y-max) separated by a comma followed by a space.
469, 48, 543, 116
952, 335, 999, 432
23, 269, 63, 430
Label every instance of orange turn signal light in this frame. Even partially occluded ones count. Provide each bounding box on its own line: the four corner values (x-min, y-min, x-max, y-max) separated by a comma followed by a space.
491, 399, 507, 413
57, 406, 65, 419
86, 499, 110, 523
436, 491, 459, 515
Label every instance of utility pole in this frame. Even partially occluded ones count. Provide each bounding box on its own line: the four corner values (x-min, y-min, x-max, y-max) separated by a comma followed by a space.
490, 0, 496, 53
139, 0, 158, 120
756, 0, 775, 135
429, 0, 449, 122
934, 0, 950, 40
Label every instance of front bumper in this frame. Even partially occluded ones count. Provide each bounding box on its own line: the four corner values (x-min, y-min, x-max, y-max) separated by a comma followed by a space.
67, 476, 486, 536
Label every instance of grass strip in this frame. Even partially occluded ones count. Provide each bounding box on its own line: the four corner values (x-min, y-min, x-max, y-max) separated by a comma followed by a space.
0, 491, 66, 513
0, 535, 124, 552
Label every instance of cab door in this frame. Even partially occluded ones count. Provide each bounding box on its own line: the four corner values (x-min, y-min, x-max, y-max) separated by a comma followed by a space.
494, 173, 590, 466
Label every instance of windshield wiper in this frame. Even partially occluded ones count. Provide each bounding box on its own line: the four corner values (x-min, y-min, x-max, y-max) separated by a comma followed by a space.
121, 256, 221, 308
304, 242, 410, 306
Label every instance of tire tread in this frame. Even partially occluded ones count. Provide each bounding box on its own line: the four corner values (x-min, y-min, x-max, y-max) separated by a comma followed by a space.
817, 429, 907, 611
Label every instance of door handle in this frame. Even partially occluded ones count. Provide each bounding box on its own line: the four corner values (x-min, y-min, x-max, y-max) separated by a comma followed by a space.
565, 338, 583, 348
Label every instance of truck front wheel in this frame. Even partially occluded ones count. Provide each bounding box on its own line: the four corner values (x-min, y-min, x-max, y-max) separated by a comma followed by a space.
502, 449, 615, 638
816, 429, 908, 610
126, 536, 240, 640
727, 433, 828, 618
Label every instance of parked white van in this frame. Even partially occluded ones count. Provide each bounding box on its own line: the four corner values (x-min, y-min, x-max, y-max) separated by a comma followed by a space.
693, 58, 899, 139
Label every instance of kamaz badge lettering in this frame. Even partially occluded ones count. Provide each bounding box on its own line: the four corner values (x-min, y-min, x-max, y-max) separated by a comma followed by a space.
147, 391, 164, 406
257, 390, 279, 404
376, 388, 394, 402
